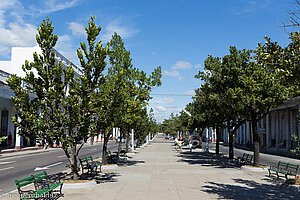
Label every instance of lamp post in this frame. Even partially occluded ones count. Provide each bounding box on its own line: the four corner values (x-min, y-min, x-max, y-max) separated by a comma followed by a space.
131, 129, 134, 152
205, 127, 209, 152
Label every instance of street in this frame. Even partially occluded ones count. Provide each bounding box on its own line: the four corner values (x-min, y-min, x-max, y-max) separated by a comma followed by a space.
0, 142, 119, 195
209, 143, 300, 167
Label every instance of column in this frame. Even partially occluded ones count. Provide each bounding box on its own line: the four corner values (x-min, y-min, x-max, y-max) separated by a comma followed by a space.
112, 128, 116, 140
15, 127, 21, 150
276, 111, 280, 149
246, 121, 250, 145
266, 114, 270, 149
286, 108, 291, 151
131, 129, 134, 152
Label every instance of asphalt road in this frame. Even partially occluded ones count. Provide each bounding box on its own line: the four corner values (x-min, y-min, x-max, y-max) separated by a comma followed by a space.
209, 143, 300, 167
0, 142, 120, 195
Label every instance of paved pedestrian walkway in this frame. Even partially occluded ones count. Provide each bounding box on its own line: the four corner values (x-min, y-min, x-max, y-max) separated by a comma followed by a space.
1, 136, 299, 200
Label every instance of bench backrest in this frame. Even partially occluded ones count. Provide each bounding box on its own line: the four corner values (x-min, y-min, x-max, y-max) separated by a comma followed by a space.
278, 161, 289, 169
15, 176, 35, 190
80, 156, 94, 166
246, 155, 253, 162
287, 163, 299, 174
32, 171, 48, 182
241, 153, 247, 160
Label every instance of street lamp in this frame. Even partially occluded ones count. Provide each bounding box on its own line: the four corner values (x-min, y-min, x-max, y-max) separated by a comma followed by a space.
205, 127, 209, 153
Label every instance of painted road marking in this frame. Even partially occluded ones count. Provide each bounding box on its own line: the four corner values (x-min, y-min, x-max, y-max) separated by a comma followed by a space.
58, 155, 65, 158
34, 162, 63, 171
0, 161, 16, 165
89, 148, 97, 151
0, 167, 14, 171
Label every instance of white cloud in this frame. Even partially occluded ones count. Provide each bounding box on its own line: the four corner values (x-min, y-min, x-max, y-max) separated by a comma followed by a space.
55, 34, 79, 64
156, 105, 167, 112
32, 0, 80, 15
0, 0, 24, 27
0, 23, 37, 47
101, 19, 139, 42
162, 97, 175, 103
152, 51, 158, 56
68, 22, 85, 36
235, 0, 271, 15
194, 64, 203, 69
163, 70, 183, 81
171, 61, 193, 70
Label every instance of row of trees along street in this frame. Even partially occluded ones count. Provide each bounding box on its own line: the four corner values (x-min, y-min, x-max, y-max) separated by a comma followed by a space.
160, 1, 300, 167
7, 16, 162, 180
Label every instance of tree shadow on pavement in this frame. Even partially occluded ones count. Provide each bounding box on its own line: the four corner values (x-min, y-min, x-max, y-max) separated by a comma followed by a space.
95, 172, 120, 184
177, 151, 239, 169
117, 160, 145, 167
201, 178, 299, 200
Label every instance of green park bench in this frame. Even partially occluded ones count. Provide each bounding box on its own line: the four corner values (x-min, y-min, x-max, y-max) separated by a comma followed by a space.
79, 156, 102, 174
106, 151, 119, 164
268, 161, 299, 180
236, 153, 253, 165
15, 171, 63, 200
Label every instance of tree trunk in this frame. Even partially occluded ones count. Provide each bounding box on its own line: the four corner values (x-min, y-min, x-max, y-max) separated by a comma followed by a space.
102, 135, 109, 164
252, 118, 260, 166
72, 147, 79, 180
63, 147, 79, 180
198, 128, 203, 148
228, 129, 234, 159
216, 127, 221, 155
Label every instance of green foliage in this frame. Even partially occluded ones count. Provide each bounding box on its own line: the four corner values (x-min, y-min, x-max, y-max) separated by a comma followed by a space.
255, 33, 300, 95
193, 44, 292, 163
91, 32, 161, 161
0, 136, 7, 144
291, 134, 300, 156
7, 16, 109, 179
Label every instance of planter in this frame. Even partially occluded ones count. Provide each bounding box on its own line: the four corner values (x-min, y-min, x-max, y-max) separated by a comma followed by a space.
63, 179, 96, 189
241, 165, 268, 172
126, 152, 135, 156
102, 164, 118, 170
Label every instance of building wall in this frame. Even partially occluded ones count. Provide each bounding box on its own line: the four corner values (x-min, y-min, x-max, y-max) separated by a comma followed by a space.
232, 97, 300, 151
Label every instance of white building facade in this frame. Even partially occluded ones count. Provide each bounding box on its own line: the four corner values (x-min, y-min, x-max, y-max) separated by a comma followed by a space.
222, 96, 300, 151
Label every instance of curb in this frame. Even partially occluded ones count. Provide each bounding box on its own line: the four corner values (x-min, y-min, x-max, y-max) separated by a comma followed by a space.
63, 179, 97, 189
241, 165, 268, 172
102, 164, 119, 170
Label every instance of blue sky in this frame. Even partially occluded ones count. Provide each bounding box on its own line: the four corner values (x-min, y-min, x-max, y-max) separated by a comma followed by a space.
0, 0, 295, 122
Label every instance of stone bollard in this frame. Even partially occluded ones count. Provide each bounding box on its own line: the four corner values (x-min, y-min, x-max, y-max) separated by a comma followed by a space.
295, 175, 300, 185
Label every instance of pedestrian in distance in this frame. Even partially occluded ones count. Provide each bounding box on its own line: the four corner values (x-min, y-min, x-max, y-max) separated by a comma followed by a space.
174, 137, 179, 151
178, 140, 183, 152
188, 136, 193, 152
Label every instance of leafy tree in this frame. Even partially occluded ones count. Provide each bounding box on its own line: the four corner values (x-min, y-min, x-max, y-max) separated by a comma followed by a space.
237, 49, 290, 166
8, 16, 109, 180
255, 34, 300, 95
92, 33, 161, 164
196, 46, 291, 165
195, 48, 247, 159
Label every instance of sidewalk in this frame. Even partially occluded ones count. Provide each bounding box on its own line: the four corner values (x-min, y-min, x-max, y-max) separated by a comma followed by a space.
1, 137, 299, 200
